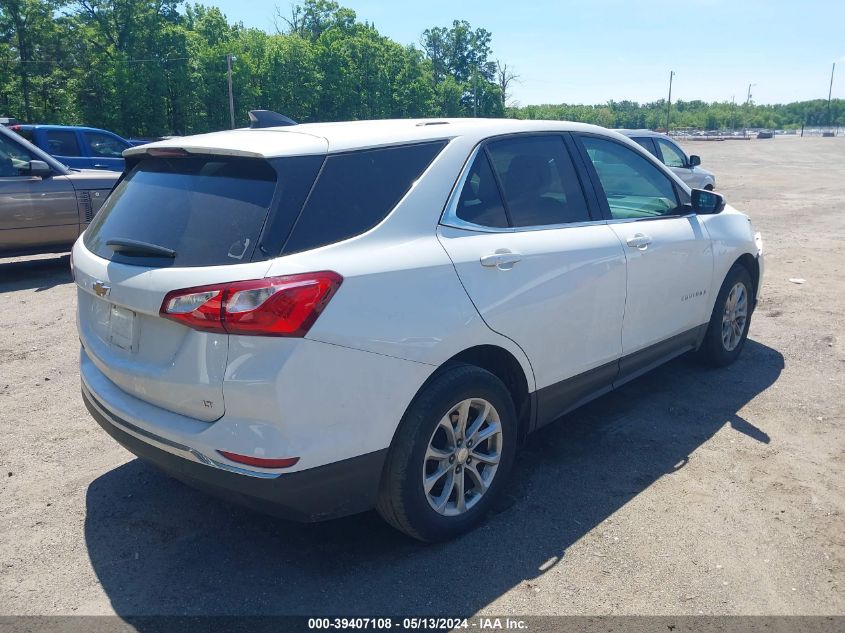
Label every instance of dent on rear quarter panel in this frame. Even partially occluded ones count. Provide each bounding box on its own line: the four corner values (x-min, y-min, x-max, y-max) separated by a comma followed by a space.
220, 337, 434, 468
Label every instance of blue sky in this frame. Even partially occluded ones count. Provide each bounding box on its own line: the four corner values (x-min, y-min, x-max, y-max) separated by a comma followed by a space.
209, 0, 844, 106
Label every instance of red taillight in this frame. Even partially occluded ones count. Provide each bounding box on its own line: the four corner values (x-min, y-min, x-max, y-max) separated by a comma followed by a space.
218, 451, 300, 469
159, 272, 342, 337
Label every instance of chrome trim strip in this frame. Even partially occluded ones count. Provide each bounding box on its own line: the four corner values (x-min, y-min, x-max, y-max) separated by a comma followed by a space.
82, 383, 281, 480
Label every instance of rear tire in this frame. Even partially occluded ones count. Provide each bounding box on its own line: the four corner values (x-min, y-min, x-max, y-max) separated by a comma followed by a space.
699, 264, 753, 367
376, 365, 517, 542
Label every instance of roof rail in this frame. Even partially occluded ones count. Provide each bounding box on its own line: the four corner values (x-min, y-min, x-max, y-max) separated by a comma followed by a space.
248, 110, 298, 129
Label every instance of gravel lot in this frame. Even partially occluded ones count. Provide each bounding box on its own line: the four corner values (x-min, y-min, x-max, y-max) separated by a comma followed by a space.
1, 136, 843, 618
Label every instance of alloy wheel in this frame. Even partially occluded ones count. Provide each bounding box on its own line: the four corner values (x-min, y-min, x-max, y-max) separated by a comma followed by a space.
422, 398, 503, 516
721, 282, 748, 351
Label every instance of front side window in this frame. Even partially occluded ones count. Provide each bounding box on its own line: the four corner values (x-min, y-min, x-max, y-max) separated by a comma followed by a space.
486, 135, 590, 227
85, 132, 129, 158
579, 135, 681, 219
655, 138, 687, 168
45, 130, 82, 157
0, 134, 36, 177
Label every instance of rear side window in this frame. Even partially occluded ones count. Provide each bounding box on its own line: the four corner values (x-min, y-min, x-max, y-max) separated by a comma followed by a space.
486, 135, 590, 227
85, 156, 281, 267
456, 152, 509, 228
45, 130, 82, 156
631, 136, 659, 158
282, 141, 446, 254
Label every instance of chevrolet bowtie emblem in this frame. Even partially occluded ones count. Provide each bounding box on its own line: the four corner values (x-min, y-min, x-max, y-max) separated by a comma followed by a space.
93, 281, 110, 298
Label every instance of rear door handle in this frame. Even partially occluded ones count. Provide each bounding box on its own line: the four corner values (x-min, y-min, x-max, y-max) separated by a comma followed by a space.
626, 233, 653, 250
480, 251, 522, 269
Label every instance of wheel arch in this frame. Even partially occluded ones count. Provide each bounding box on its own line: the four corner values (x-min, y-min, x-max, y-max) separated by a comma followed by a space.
734, 252, 761, 309
407, 345, 534, 446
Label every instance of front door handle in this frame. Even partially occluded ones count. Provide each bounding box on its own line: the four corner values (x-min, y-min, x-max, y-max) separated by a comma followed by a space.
626, 233, 653, 250
480, 251, 522, 270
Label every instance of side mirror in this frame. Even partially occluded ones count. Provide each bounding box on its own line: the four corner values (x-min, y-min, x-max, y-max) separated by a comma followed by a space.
28, 160, 52, 177
691, 188, 725, 214
688, 155, 701, 167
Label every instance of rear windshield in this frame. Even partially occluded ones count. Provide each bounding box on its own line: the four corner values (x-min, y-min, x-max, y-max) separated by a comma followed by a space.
84, 141, 447, 266
84, 156, 282, 267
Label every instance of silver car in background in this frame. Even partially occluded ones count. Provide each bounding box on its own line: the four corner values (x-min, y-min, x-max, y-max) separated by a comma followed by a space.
617, 129, 716, 190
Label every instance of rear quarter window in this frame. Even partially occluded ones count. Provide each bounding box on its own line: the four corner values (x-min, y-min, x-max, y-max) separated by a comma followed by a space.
282, 141, 446, 254
14, 128, 35, 142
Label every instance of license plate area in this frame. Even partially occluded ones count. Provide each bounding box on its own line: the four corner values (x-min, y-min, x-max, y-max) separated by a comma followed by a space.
108, 304, 138, 352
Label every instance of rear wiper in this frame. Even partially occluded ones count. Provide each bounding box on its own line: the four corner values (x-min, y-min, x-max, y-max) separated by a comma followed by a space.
106, 238, 176, 258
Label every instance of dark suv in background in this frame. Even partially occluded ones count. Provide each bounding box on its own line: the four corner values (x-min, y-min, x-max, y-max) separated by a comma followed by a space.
9, 124, 134, 171
0, 125, 118, 257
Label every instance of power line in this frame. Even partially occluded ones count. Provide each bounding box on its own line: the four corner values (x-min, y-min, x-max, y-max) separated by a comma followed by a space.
0, 56, 192, 66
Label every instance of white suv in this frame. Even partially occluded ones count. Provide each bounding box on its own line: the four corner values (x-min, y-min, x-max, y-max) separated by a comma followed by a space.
74, 118, 763, 541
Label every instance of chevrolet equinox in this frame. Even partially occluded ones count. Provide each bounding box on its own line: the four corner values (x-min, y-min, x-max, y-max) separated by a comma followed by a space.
73, 118, 764, 541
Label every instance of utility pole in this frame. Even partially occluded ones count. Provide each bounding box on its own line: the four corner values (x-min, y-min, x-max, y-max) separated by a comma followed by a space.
473, 67, 478, 117
730, 95, 736, 131
227, 54, 236, 129
745, 82, 755, 137
665, 70, 674, 133
828, 62, 836, 133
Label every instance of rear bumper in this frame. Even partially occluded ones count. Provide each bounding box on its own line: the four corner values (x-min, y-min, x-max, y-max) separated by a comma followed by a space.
83, 384, 387, 522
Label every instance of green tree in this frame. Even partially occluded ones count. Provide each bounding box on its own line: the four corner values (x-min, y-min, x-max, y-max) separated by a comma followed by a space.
421, 19, 500, 117
0, 0, 74, 122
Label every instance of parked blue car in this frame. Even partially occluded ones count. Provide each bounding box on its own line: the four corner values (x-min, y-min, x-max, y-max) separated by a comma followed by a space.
8, 124, 135, 171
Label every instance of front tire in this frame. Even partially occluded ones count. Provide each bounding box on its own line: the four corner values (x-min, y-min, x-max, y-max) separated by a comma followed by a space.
377, 365, 517, 542
699, 264, 753, 366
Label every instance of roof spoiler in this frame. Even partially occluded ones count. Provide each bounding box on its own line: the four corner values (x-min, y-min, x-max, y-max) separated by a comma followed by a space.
248, 110, 298, 129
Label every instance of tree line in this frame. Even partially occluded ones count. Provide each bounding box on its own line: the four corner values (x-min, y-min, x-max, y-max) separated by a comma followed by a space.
508, 99, 844, 131
1, 0, 841, 138
0, 0, 509, 136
